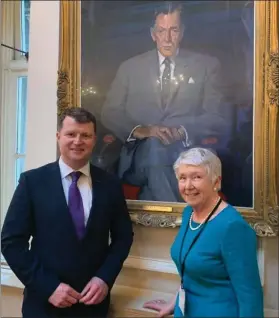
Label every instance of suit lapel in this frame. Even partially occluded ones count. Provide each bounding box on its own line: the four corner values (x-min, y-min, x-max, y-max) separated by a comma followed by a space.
165, 54, 189, 110
148, 50, 164, 111
47, 161, 79, 240
47, 162, 108, 242
148, 50, 192, 111
84, 165, 103, 236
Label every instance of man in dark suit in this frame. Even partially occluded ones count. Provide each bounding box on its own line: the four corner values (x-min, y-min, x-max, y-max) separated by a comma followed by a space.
101, 2, 232, 202
1, 107, 134, 318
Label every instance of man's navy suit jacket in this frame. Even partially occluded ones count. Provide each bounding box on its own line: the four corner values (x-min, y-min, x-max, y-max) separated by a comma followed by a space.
1, 161, 134, 317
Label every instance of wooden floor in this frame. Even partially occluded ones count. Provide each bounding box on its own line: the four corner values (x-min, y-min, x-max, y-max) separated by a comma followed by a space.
111, 285, 174, 317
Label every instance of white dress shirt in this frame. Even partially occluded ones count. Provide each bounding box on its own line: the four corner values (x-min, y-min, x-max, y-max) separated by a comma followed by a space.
158, 50, 175, 87
59, 157, 92, 226
127, 51, 176, 142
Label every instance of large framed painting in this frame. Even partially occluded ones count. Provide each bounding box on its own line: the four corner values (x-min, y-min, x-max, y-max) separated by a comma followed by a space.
57, 1, 278, 236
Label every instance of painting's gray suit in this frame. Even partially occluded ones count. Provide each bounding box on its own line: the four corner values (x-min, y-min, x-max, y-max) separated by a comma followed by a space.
101, 49, 231, 201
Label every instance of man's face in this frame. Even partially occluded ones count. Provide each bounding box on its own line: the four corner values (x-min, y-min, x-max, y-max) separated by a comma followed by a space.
56, 116, 96, 168
151, 11, 184, 57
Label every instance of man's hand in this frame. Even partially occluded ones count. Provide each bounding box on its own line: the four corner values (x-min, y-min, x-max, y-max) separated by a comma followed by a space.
48, 283, 81, 308
133, 126, 184, 145
79, 277, 109, 305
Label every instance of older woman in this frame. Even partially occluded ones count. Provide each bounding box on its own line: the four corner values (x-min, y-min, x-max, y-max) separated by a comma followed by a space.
144, 148, 263, 317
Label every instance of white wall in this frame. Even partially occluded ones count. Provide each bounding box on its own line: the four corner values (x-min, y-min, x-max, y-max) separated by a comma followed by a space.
25, 1, 60, 170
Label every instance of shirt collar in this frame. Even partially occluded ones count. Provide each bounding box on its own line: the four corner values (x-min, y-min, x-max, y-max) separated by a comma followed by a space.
59, 157, 90, 179
158, 49, 179, 66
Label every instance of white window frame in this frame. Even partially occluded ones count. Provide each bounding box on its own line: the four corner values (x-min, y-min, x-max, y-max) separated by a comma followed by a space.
1, 1, 28, 228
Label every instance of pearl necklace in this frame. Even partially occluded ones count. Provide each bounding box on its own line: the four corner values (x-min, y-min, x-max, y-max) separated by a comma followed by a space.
189, 211, 212, 230
189, 198, 221, 231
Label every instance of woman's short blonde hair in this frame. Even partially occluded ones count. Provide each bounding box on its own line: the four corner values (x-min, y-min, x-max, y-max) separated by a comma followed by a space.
173, 147, 222, 185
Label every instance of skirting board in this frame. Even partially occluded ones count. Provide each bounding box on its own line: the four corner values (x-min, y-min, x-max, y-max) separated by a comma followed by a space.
124, 254, 265, 288
124, 255, 178, 275
1, 255, 264, 288
1, 265, 23, 289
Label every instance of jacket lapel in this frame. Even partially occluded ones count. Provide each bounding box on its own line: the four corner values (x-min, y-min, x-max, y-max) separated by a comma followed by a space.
48, 162, 107, 242
165, 55, 189, 110
47, 161, 79, 240
83, 165, 103, 236
148, 50, 164, 111
149, 49, 191, 111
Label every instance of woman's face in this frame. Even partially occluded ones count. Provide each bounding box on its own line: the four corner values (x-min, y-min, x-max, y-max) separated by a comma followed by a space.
177, 164, 219, 208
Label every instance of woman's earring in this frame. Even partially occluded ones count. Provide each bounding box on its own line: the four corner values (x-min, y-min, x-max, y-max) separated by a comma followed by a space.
214, 188, 217, 192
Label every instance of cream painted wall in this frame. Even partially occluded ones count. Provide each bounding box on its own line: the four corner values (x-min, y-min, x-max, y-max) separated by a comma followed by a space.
1, 1, 278, 317
25, 0, 60, 170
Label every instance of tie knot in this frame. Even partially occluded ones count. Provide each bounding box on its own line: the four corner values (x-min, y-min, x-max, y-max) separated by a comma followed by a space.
71, 171, 82, 183
163, 57, 171, 66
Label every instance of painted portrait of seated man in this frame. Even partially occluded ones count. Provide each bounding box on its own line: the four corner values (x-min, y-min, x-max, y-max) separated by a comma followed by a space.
101, 1, 233, 202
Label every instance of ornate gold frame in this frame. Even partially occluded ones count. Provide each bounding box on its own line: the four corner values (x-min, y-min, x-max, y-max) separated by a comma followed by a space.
57, 1, 278, 237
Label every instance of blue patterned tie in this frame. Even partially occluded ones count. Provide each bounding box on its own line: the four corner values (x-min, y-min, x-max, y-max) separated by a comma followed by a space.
68, 171, 85, 239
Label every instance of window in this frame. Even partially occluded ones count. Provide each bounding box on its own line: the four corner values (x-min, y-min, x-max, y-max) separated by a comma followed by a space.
1, 1, 30, 227
21, 0, 30, 53
15, 76, 28, 185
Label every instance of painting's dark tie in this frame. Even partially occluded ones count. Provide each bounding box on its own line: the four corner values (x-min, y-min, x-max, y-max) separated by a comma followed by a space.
161, 57, 171, 107
68, 171, 85, 239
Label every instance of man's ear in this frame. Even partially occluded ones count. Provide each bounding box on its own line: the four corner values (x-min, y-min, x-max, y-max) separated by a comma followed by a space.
150, 27, 156, 42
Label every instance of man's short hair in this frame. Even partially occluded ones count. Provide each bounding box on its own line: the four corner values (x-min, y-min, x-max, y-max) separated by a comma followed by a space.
58, 107, 97, 133
152, 1, 183, 27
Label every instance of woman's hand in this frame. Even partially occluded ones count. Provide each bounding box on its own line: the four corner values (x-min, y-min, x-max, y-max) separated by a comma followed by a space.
143, 299, 175, 317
